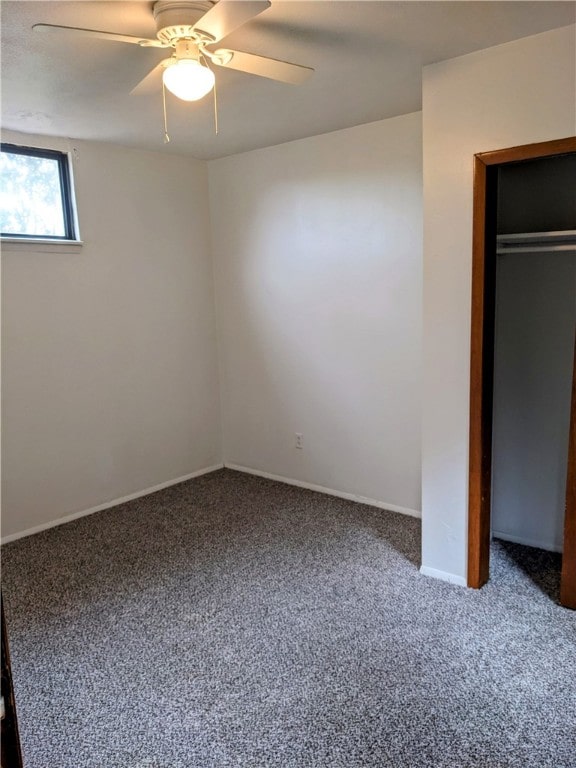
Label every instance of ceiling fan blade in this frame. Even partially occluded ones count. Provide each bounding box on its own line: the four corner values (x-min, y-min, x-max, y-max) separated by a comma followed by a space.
32, 23, 166, 48
193, 1, 271, 43
213, 49, 313, 85
130, 60, 172, 96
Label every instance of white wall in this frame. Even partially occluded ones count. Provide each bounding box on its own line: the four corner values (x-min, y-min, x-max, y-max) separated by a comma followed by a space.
421, 25, 576, 583
492, 251, 576, 552
209, 113, 422, 514
1, 131, 221, 539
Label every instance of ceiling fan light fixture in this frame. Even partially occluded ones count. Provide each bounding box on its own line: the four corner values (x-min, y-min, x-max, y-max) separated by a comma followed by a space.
162, 58, 215, 101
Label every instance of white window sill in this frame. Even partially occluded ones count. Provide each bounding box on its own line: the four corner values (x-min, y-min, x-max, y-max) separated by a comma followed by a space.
1, 237, 84, 254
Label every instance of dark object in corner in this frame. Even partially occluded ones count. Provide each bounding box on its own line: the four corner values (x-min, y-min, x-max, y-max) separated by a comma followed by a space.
1, 595, 23, 768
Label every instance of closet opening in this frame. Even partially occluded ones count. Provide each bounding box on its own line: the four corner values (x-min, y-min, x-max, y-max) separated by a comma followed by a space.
467, 137, 576, 608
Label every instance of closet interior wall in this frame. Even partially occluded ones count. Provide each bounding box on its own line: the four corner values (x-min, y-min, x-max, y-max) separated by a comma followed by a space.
491, 155, 576, 552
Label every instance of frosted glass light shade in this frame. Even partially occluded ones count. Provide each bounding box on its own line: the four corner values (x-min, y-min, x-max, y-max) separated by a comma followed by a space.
163, 59, 215, 101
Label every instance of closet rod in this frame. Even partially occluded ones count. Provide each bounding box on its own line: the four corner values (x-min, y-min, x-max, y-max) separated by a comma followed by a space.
497, 229, 576, 255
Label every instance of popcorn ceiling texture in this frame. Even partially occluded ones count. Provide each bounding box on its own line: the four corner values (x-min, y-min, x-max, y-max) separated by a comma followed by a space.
2, 469, 575, 767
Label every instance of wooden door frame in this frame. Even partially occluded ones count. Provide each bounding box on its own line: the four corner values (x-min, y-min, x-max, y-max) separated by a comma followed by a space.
560, 334, 576, 609
467, 135, 576, 590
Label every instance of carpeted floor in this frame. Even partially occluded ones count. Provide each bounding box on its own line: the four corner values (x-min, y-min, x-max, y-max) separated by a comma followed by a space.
2, 469, 575, 768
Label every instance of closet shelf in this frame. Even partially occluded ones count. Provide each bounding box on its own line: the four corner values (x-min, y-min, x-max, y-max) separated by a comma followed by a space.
496, 230, 576, 255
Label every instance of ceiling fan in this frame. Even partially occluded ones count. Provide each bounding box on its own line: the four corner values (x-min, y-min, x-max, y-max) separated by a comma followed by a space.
33, 0, 314, 104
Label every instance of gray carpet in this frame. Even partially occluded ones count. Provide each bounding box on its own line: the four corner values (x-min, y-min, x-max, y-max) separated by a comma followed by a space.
2, 469, 575, 768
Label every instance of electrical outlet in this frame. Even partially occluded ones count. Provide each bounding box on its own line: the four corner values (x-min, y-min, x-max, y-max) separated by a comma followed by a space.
295, 433, 303, 449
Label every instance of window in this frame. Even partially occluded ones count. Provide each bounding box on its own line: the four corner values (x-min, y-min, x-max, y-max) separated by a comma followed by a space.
0, 144, 77, 241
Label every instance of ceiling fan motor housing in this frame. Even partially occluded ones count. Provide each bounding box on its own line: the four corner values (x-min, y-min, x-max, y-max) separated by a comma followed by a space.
153, 0, 215, 44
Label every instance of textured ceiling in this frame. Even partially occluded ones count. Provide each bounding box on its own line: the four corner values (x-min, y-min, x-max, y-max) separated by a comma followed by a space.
1, 1, 574, 159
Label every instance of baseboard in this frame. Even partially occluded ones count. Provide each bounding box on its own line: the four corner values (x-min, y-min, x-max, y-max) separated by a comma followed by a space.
1, 463, 224, 545
419, 566, 467, 587
224, 463, 421, 519
492, 530, 563, 553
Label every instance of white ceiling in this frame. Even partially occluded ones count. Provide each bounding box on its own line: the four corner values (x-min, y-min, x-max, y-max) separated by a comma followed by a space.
1, 1, 574, 159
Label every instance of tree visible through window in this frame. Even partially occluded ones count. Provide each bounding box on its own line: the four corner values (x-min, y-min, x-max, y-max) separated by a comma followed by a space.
0, 144, 76, 240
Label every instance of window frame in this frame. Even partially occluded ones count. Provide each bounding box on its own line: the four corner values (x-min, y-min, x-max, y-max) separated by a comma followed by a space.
1, 143, 77, 242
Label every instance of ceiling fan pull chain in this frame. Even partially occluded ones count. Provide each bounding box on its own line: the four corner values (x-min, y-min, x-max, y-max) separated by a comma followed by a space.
200, 51, 218, 136
213, 73, 219, 136
162, 80, 170, 143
